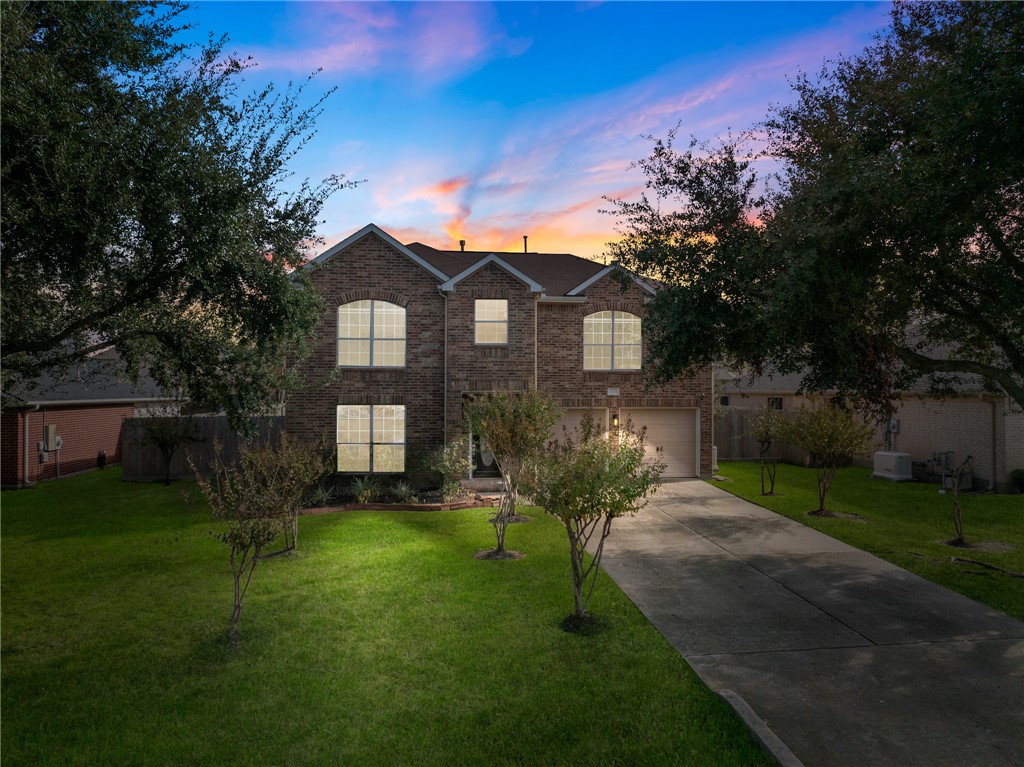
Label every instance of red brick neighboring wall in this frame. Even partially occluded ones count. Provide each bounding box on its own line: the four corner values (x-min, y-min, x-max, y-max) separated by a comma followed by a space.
1, 404, 133, 487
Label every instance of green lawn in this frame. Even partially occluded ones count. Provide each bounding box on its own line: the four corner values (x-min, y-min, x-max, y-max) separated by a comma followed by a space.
713, 462, 1024, 621
1, 468, 770, 767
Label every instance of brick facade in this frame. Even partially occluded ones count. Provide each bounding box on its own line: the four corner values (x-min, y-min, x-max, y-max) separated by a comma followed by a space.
287, 225, 714, 478
1, 404, 133, 487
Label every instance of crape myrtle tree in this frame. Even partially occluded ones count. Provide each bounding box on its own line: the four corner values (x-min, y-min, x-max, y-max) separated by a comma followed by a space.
138, 405, 202, 484
194, 433, 328, 644
784, 400, 877, 517
606, 1, 1024, 420
1, 1, 354, 425
748, 406, 785, 496
529, 417, 663, 629
464, 389, 561, 557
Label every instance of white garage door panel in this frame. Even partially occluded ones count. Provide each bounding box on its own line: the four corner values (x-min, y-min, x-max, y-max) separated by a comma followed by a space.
549, 408, 607, 445
621, 408, 697, 477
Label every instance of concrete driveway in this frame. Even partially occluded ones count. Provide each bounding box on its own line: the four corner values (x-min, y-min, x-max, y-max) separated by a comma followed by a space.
601, 479, 1024, 767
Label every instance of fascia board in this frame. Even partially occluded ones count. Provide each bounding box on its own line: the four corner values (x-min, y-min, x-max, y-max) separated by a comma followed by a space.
566, 265, 657, 297
301, 223, 450, 282
439, 254, 544, 293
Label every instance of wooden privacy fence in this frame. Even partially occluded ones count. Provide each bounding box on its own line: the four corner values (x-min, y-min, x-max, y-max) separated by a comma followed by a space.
121, 415, 284, 482
714, 408, 811, 466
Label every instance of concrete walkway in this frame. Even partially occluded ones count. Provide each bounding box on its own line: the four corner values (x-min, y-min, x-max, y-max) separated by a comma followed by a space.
601, 479, 1024, 767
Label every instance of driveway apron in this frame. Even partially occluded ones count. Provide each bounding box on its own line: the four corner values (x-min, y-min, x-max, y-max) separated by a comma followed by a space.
601, 479, 1024, 767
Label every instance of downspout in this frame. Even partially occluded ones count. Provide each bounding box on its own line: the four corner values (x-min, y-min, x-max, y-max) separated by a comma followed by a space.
442, 290, 449, 444
990, 395, 999, 491
533, 294, 538, 389
23, 404, 40, 487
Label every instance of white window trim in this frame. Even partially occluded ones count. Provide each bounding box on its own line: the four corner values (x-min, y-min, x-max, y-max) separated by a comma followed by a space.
583, 311, 642, 371
474, 299, 508, 346
337, 300, 406, 368
336, 404, 406, 474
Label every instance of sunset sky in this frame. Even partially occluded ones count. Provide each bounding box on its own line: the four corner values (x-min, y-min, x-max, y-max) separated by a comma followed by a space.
183, 1, 893, 260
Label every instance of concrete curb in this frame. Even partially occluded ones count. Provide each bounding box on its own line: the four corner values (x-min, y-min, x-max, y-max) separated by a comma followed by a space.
717, 689, 805, 767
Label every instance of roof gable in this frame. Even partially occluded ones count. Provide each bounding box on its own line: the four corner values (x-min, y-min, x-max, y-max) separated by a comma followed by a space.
305, 224, 450, 282
439, 254, 544, 293
566, 265, 657, 297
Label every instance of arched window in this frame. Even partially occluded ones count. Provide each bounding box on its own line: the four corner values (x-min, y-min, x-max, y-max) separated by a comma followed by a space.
583, 310, 641, 370
337, 300, 405, 367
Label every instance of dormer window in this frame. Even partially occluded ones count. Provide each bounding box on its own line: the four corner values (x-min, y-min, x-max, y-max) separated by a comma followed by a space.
474, 299, 508, 345
583, 310, 641, 370
337, 300, 405, 367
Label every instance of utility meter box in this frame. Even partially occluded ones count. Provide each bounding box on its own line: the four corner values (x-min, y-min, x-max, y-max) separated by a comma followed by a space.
44, 424, 59, 451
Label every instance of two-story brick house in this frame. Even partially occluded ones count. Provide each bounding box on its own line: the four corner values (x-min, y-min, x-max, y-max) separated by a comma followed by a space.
286, 223, 713, 479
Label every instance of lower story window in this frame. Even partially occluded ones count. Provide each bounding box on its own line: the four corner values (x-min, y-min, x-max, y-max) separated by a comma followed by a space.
337, 404, 405, 473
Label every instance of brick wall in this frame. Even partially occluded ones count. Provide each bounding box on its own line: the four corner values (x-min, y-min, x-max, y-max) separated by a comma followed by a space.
288, 231, 714, 478
444, 262, 538, 436
1, 404, 133, 487
537, 277, 713, 475
286, 231, 447, 463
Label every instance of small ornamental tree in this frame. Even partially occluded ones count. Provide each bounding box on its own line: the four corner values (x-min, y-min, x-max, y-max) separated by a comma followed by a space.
194, 433, 328, 644
464, 389, 561, 557
257, 433, 332, 554
784, 401, 877, 516
529, 418, 663, 627
434, 434, 472, 502
139, 406, 201, 484
748, 407, 785, 496
946, 454, 974, 547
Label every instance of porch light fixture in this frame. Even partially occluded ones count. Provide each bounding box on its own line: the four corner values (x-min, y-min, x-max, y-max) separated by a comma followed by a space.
612, 414, 619, 428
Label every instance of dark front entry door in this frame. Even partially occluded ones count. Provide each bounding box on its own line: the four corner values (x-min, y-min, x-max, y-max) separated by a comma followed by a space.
472, 433, 501, 477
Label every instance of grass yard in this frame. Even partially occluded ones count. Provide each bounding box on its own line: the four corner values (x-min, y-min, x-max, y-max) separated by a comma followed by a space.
1, 468, 771, 767
713, 462, 1024, 621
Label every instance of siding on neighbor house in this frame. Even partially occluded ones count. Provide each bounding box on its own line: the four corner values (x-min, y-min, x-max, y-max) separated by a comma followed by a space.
720, 387, 1023, 492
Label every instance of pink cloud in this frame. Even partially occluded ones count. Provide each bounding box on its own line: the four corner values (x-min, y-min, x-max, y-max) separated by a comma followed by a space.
249, 2, 530, 82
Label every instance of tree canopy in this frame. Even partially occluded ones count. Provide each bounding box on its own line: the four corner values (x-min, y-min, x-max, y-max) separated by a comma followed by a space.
607, 1, 1024, 417
1, 1, 352, 423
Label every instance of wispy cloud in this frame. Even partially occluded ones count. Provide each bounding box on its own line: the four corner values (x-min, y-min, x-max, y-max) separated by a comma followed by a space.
312, 3, 890, 260
249, 2, 530, 84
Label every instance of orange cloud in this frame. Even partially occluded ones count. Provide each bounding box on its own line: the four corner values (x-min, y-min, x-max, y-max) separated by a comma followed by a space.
428, 176, 471, 196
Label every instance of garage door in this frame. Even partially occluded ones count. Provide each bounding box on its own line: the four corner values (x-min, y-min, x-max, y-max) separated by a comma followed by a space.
549, 408, 607, 446
620, 408, 698, 477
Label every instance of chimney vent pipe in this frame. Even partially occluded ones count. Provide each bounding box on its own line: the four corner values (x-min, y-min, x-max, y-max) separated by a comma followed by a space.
523, 235, 528, 253
459, 240, 466, 252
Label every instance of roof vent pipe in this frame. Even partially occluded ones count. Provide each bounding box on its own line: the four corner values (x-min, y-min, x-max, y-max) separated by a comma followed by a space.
459, 240, 466, 252
523, 235, 528, 253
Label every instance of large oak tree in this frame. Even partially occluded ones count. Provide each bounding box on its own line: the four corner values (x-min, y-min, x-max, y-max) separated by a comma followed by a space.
1, 1, 352, 423
607, 1, 1023, 417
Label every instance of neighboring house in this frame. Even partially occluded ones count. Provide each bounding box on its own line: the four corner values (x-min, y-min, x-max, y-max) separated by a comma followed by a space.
1, 351, 172, 488
286, 223, 713, 479
718, 369, 1024, 493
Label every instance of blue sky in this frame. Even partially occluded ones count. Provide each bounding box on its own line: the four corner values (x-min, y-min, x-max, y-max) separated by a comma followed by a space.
183, 1, 893, 259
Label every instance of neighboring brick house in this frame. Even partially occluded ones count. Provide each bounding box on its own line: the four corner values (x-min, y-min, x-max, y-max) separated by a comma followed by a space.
718, 370, 1024, 493
287, 223, 714, 479
1, 351, 172, 488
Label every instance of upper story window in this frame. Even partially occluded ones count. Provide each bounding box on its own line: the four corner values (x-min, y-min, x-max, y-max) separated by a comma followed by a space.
474, 299, 508, 345
583, 310, 641, 370
767, 396, 783, 410
337, 300, 405, 367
